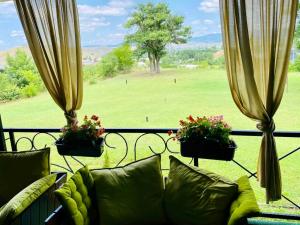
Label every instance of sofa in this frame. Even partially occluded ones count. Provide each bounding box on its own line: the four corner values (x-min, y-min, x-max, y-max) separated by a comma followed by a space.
45, 154, 277, 225
0, 148, 67, 225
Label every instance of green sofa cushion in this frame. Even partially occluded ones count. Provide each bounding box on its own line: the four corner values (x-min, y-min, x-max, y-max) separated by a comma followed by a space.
54, 165, 96, 225
91, 154, 166, 225
0, 174, 56, 225
0, 148, 50, 205
228, 176, 260, 225
164, 156, 238, 225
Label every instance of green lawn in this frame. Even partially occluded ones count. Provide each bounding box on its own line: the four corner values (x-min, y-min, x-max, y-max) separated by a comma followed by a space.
1, 68, 300, 212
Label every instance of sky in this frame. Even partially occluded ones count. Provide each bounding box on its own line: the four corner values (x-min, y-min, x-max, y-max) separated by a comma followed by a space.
0, 0, 221, 50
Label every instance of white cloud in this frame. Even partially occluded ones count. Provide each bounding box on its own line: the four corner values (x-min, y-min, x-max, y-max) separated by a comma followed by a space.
109, 33, 125, 40
204, 19, 214, 25
191, 19, 214, 25
78, 0, 134, 16
199, 0, 219, 13
0, 1, 16, 17
80, 17, 110, 32
10, 30, 25, 38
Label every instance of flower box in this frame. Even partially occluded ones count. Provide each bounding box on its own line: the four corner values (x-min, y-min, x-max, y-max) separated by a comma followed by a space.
180, 139, 237, 161
55, 137, 104, 157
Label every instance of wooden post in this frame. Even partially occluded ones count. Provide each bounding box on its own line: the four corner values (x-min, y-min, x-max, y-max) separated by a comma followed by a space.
0, 115, 7, 151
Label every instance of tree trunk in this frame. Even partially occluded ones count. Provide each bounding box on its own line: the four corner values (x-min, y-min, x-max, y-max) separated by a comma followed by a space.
154, 57, 160, 73
148, 52, 154, 73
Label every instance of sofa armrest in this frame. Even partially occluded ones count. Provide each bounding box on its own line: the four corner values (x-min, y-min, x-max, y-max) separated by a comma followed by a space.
0, 174, 57, 225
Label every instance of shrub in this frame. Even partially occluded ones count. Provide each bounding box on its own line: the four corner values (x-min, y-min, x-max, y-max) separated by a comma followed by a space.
99, 54, 118, 77
21, 85, 39, 97
112, 44, 134, 72
0, 73, 21, 101
289, 56, 300, 72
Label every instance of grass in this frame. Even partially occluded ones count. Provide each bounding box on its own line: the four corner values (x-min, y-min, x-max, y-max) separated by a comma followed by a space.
1, 68, 300, 213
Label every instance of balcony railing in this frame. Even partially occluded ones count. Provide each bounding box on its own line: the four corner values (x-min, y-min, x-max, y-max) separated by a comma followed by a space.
1, 127, 300, 212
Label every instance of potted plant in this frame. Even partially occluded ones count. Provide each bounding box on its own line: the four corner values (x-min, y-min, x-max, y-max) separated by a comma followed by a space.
169, 115, 237, 161
55, 115, 105, 157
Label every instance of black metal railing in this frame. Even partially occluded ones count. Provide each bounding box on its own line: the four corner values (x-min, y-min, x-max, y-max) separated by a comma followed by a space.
0, 127, 300, 211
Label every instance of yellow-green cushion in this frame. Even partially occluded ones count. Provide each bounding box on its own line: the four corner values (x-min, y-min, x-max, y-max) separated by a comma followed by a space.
91, 155, 166, 225
228, 176, 260, 225
54, 166, 96, 225
164, 156, 238, 225
0, 174, 56, 225
0, 148, 50, 205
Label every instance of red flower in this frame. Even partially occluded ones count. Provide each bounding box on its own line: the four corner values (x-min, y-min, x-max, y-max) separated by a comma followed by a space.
84, 115, 88, 120
188, 115, 195, 122
91, 115, 99, 121
167, 130, 173, 136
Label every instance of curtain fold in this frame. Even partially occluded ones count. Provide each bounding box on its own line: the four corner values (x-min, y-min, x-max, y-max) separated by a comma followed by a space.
220, 0, 298, 202
14, 0, 83, 125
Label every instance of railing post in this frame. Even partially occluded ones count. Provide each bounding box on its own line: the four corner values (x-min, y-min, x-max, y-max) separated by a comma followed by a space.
0, 115, 7, 151
9, 131, 17, 152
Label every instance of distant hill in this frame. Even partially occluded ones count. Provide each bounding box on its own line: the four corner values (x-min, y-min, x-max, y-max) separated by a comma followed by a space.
0, 46, 115, 68
0, 33, 223, 67
190, 33, 222, 44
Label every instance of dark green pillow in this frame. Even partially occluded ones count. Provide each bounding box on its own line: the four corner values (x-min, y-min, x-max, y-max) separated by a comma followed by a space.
164, 156, 238, 225
227, 176, 260, 225
0, 148, 50, 205
54, 166, 96, 225
91, 155, 166, 225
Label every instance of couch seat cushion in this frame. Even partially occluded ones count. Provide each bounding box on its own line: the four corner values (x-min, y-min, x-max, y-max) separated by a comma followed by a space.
91, 154, 166, 225
0, 148, 50, 204
164, 156, 238, 225
55, 166, 96, 225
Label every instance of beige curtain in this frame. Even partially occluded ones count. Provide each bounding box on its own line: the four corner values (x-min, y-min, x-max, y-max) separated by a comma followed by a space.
220, 0, 297, 202
14, 0, 83, 124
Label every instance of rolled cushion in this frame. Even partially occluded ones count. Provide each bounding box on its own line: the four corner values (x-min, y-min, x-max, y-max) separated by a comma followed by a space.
164, 155, 238, 225
228, 176, 260, 225
54, 166, 96, 225
91, 154, 166, 225
0, 174, 56, 225
0, 148, 50, 205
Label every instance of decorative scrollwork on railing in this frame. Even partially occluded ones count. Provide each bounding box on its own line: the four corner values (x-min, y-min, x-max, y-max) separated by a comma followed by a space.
103, 132, 129, 167
134, 133, 167, 160
1, 128, 300, 209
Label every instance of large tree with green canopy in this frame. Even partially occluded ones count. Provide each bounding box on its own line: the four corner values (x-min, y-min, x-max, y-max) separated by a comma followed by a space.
125, 3, 191, 73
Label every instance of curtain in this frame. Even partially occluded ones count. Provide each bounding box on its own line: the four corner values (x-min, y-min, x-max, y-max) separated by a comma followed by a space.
14, 0, 83, 125
220, 0, 298, 202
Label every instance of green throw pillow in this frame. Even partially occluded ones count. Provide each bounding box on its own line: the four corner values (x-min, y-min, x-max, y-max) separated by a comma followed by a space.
227, 176, 260, 225
91, 154, 166, 225
164, 156, 238, 225
0, 148, 50, 206
54, 165, 97, 225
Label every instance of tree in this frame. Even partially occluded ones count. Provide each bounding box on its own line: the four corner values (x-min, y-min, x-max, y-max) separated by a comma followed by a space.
125, 3, 191, 73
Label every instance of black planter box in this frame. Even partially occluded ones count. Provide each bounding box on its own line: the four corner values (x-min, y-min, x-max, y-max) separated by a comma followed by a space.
55, 137, 104, 157
180, 139, 237, 161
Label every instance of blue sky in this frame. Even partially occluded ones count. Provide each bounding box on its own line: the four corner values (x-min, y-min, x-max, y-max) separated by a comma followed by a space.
0, 0, 220, 50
